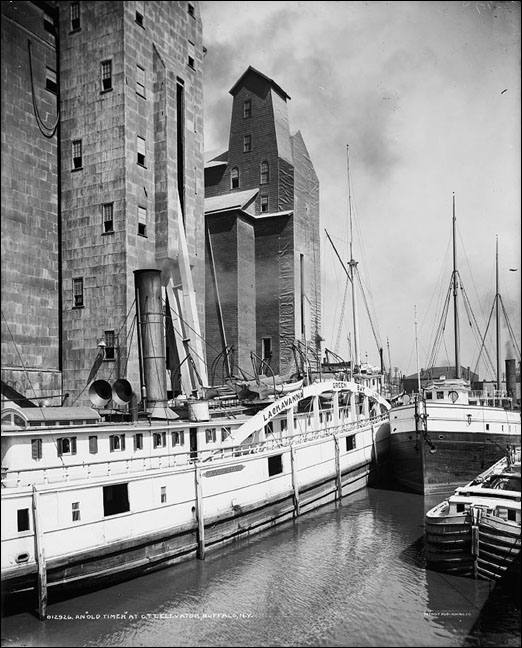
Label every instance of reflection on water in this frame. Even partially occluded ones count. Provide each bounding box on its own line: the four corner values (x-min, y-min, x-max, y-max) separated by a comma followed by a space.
1, 486, 519, 647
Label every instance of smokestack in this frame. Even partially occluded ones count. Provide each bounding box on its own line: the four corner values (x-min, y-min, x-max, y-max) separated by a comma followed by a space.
134, 269, 177, 420
505, 358, 516, 402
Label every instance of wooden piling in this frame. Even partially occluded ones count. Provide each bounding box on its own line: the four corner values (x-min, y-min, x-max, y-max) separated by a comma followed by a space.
334, 435, 342, 500
32, 485, 47, 620
290, 446, 300, 517
194, 464, 205, 559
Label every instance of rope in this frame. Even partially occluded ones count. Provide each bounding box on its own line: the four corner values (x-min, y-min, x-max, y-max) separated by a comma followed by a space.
27, 40, 59, 138
1, 310, 38, 401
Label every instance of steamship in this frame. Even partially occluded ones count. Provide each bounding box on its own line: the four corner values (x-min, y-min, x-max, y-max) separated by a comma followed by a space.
1, 269, 391, 616
390, 202, 521, 496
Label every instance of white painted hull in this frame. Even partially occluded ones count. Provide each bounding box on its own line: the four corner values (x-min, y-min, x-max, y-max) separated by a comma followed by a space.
1, 381, 391, 602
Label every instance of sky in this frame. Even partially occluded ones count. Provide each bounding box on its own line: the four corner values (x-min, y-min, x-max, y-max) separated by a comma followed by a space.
199, 0, 521, 380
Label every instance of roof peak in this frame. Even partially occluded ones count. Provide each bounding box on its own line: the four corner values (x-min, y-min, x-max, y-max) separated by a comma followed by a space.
229, 65, 291, 101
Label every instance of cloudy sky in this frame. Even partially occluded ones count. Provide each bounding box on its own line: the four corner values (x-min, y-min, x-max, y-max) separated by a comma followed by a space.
199, 0, 520, 379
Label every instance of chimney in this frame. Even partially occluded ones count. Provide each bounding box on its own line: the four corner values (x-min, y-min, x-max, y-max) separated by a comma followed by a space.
505, 358, 516, 402
134, 269, 177, 419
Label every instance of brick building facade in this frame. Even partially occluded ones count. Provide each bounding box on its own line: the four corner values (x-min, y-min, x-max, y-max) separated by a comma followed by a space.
1, 1, 206, 405
204, 67, 321, 381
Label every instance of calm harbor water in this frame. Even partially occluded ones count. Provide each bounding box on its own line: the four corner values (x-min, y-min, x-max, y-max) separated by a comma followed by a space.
1, 484, 520, 647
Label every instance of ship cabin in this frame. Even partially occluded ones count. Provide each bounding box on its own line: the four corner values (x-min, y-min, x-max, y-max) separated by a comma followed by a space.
422, 377, 514, 409
0, 405, 251, 489
1, 384, 382, 490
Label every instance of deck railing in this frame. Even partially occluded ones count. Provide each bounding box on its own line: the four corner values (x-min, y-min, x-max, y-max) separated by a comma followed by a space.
1, 412, 388, 489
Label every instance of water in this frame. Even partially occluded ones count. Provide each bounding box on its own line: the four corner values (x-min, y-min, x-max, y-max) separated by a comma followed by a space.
1, 485, 520, 647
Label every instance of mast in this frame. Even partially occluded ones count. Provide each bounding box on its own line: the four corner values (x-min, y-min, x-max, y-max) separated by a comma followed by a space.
415, 306, 421, 393
452, 193, 461, 379
347, 145, 360, 370
495, 235, 501, 391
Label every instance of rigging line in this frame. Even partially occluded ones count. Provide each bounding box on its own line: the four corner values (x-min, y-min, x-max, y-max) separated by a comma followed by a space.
163, 298, 258, 384
426, 287, 444, 367
500, 297, 522, 359
1, 310, 38, 401
423, 234, 452, 356
334, 277, 350, 354
163, 302, 208, 370
72, 299, 139, 406
27, 40, 59, 138
460, 281, 496, 377
456, 222, 493, 330
354, 267, 381, 355
426, 281, 452, 369
121, 315, 137, 378
472, 304, 497, 380
356, 270, 383, 347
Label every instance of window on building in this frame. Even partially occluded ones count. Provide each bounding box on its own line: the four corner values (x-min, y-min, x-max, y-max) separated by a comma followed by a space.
346, 435, 356, 451
102, 203, 114, 234
188, 41, 195, 69
262, 337, 272, 363
70, 3, 80, 31
134, 433, 143, 450
172, 430, 185, 446
161, 486, 167, 503
103, 483, 129, 516
72, 502, 81, 522
188, 3, 195, 17
73, 277, 84, 308
260, 160, 269, 184
136, 65, 145, 97
57, 437, 77, 456
221, 427, 231, 442
31, 438, 42, 461
104, 330, 115, 361
243, 134, 252, 153
268, 454, 283, 477
138, 206, 147, 237
72, 139, 82, 170
137, 136, 146, 166
260, 195, 269, 213
135, 2, 144, 27
109, 434, 126, 452
17, 509, 30, 532
153, 432, 167, 449
205, 428, 216, 443
243, 99, 252, 118
43, 14, 55, 35
265, 421, 274, 436
45, 67, 57, 94
230, 167, 240, 189
89, 435, 98, 454
280, 419, 287, 432
101, 60, 112, 92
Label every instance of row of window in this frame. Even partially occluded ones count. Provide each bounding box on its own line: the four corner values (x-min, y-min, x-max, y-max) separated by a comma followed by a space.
69, 3, 196, 67
230, 160, 269, 188
70, 2, 196, 31
30, 428, 231, 460
72, 135, 148, 171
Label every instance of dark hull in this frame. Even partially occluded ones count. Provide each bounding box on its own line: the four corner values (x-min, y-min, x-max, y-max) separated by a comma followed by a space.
391, 429, 520, 495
